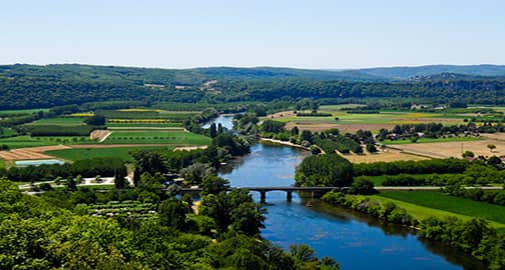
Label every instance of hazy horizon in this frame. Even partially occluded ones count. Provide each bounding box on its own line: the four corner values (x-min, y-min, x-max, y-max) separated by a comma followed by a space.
2, 0, 505, 69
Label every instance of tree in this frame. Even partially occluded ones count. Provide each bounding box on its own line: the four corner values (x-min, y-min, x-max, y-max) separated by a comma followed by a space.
349, 178, 376, 195
488, 144, 497, 153
158, 199, 188, 230
180, 163, 215, 184
201, 175, 230, 195
462, 151, 475, 158
230, 202, 266, 235
295, 154, 353, 187
289, 244, 316, 262
84, 114, 106, 126
209, 123, 217, 138
366, 144, 378, 153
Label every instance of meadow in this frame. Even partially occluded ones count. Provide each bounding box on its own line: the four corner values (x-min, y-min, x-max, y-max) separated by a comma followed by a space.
46, 146, 174, 161
267, 107, 466, 133
25, 117, 86, 126
0, 136, 96, 149
376, 191, 505, 226
382, 136, 481, 145
0, 108, 49, 115
103, 131, 211, 145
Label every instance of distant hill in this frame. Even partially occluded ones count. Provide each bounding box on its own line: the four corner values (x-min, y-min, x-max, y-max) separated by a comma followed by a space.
195, 67, 387, 82
356, 64, 505, 80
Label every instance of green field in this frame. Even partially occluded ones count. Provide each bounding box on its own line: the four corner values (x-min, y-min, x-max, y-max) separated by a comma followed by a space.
0, 136, 58, 148
382, 136, 481, 145
267, 108, 465, 126
107, 122, 183, 128
25, 117, 86, 126
357, 173, 439, 186
0, 136, 96, 149
0, 108, 50, 115
0, 159, 5, 169
46, 146, 174, 161
376, 191, 505, 226
103, 131, 211, 145
0, 128, 17, 138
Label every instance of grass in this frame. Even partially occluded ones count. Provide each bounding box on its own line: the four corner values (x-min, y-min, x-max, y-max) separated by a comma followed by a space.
0, 128, 17, 137
267, 106, 465, 126
382, 136, 482, 145
0, 136, 96, 149
46, 146, 174, 161
376, 191, 505, 226
0, 108, 49, 115
107, 122, 183, 128
25, 117, 86, 126
103, 131, 211, 145
0, 159, 5, 169
0, 136, 58, 148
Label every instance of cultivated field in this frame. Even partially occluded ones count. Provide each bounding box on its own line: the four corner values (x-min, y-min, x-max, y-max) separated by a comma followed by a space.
102, 131, 211, 145
266, 107, 465, 132
391, 138, 505, 158
376, 191, 505, 227
45, 146, 174, 161
25, 117, 87, 126
340, 148, 428, 163
0, 145, 70, 161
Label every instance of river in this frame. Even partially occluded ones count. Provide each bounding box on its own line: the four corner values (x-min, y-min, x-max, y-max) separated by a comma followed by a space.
208, 115, 486, 270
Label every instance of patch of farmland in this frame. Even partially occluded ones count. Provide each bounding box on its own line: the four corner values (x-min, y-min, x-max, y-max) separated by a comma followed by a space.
392, 139, 505, 158
338, 148, 427, 163
102, 131, 211, 145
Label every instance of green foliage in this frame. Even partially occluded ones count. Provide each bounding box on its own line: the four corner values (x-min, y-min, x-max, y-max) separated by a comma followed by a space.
84, 114, 106, 125
295, 154, 353, 187
353, 158, 470, 176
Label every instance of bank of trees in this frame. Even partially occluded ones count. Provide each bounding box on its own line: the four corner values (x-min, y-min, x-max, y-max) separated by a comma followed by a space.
0, 157, 126, 182
0, 174, 340, 269
353, 158, 470, 176
295, 154, 353, 187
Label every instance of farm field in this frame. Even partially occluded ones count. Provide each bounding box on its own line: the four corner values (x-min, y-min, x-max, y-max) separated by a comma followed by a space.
376, 191, 505, 226
107, 122, 183, 128
382, 136, 481, 145
25, 117, 87, 126
0, 136, 59, 149
266, 107, 466, 132
339, 148, 427, 163
103, 131, 211, 145
0, 159, 5, 169
392, 138, 505, 158
0, 127, 17, 137
45, 146, 173, 161
0, 108, 49, 115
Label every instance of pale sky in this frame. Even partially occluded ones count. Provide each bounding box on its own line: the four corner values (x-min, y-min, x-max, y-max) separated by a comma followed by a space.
1, 0, 504, 69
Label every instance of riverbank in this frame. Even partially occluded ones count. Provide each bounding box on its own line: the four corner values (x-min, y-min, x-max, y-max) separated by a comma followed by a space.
260, 138, 310, 151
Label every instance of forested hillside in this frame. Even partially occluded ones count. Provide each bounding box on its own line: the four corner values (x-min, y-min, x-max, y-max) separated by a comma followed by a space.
1, 64, 505, 109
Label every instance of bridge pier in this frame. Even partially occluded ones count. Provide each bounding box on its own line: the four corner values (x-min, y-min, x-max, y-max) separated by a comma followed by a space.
260, 191, 266, 203
286, 191, 292, 202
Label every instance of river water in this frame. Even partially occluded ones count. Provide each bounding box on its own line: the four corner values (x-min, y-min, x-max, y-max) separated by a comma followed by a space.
209, 115, 486, 270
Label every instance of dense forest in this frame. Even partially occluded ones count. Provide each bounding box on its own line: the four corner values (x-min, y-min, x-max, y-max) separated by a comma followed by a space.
2, 64, 505, 109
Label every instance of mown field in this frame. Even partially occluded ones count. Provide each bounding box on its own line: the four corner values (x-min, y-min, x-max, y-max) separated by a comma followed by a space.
0, 108, 49, 115
376, 191, 505, 226
46, 146, 174, 161
25, 117, 87, 126
103, 131, 211, 145
266, 107, 466, 133
0, 136, 96, 149
382, 136, 482, 145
